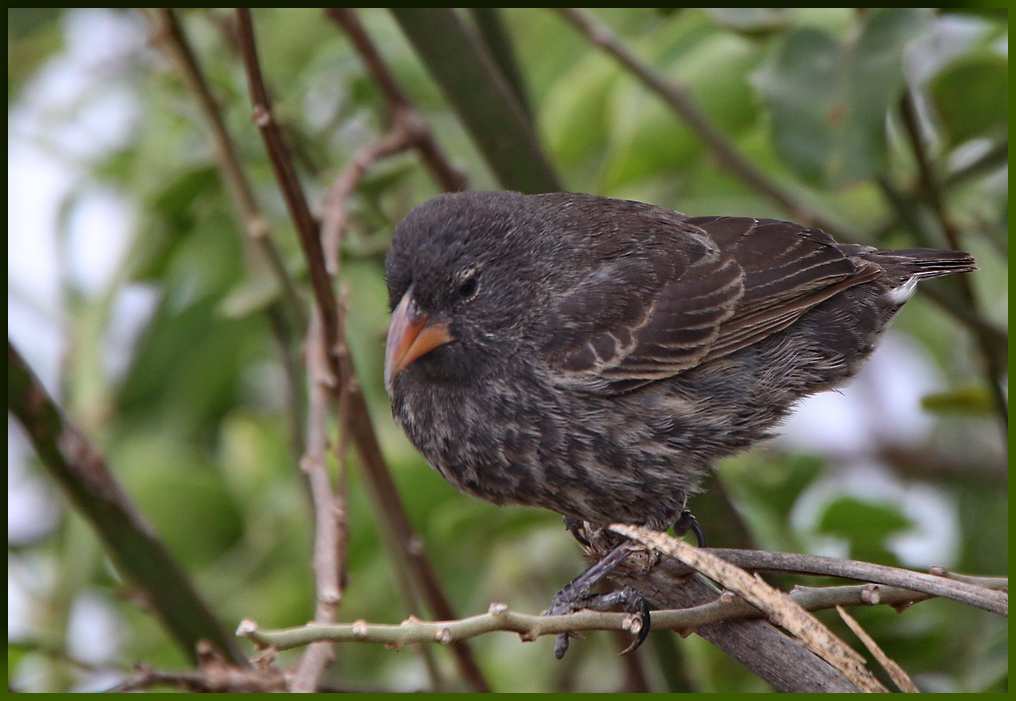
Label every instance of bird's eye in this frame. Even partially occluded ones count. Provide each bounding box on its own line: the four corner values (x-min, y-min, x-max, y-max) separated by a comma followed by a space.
457, 275, 479, 301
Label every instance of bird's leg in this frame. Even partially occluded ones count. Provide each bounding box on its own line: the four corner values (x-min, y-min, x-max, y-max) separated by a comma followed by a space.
544, 543, 650, 659
562, 515, 591, 547
673, 509, 707, 547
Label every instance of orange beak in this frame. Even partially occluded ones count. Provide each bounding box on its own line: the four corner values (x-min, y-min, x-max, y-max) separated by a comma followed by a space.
384, 288, 453, 390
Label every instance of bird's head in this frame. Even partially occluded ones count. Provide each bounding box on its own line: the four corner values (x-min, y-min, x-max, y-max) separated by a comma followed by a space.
384, 191, 542, 391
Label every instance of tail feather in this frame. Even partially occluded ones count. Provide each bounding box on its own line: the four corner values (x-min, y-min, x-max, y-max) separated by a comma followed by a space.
838, 245, 977, 280
874, 248, 978, 278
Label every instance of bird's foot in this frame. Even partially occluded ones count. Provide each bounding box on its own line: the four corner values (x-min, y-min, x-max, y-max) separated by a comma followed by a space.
563, 515, 591, 547
673, 509, 707, 547
542, 542, 650, 659
546, 585, 651, 658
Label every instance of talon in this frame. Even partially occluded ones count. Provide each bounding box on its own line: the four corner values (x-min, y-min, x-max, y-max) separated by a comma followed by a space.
674, 509, 706, 547
620, 594, 652, 655
543, 542, 648, 659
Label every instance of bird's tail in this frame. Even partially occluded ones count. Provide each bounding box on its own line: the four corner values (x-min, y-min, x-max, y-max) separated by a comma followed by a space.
839, 245, 977, 280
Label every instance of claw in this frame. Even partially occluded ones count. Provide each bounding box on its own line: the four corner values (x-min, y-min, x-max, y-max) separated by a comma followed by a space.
674, 509, 706, 548
619, 594, 652, 655
563, 516, 591, 547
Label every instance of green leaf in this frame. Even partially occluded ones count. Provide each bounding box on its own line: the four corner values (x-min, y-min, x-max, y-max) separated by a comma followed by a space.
753, 8, 932, 186
817, 496, 911, 564
390, 8, 562, 193
705, 8, 791, 37
928, 52, 1008, 147
921, 386, 995, 415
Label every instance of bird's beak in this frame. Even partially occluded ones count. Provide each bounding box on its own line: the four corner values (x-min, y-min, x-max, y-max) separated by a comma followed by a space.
384, 288, 453, 390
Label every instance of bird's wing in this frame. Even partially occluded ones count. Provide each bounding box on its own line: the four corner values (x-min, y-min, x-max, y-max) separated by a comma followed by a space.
545, 216, 880, 393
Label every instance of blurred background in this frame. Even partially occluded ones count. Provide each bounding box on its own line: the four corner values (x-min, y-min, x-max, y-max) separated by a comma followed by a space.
8, 8, 1007, 692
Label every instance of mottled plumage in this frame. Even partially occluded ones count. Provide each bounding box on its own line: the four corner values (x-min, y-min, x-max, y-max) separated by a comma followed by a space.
384, 191, 975, 531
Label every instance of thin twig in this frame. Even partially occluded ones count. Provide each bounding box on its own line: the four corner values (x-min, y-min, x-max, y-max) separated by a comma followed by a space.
553, 8, 858, 240
145, 8, 306, 331
237, 571, 1007, 652
320, 126, 415, 275
290, 312, 343, 692
837, 606, 920, 693
235, 9, 339, 357
234, 9, 488, 692
325, 8, 468, 194
897, 88, 1008, 428
613, 525, 888, 693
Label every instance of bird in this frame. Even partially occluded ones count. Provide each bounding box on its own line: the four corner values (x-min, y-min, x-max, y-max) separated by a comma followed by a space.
382, 190, 976, 654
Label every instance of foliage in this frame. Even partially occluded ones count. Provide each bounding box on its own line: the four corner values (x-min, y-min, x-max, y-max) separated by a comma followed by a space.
7, 7, 1007, 693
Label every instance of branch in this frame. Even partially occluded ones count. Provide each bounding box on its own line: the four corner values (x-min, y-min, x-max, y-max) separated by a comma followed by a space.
238, 573, 1007, 651
592, 527, 1006, 692
234, 9, 489, 692
324, 8, 468, 192
144, 8, 305, 331
390, 7, 563, 193
8, 340, 246, 666
289, 313, 346, 692
234, 9, 338, 352
684, 548, 1008, 616
613, 525, 887, 692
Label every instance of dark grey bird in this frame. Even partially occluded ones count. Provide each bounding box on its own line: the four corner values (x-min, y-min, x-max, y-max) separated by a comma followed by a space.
383, 190, 975, 654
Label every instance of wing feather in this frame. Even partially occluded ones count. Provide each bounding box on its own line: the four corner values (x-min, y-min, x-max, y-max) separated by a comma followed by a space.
544, 212, 878, 393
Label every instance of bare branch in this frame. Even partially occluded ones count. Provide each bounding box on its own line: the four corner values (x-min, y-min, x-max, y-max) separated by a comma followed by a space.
237, 571, 1007, 652
233, 9, 489, 691
319, 126, 414, 275
290, 312, 344, 692
8, 340, 246, 666
837, 606, 920, 693
613, 525, 887, 692
144, 8, 305, 330
685, 548, 1008, 616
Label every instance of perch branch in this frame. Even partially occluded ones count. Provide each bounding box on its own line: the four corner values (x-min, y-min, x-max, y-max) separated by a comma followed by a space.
682, 548, 1008, 616
612, 525, 887, 692
238, 571, 1006, 652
